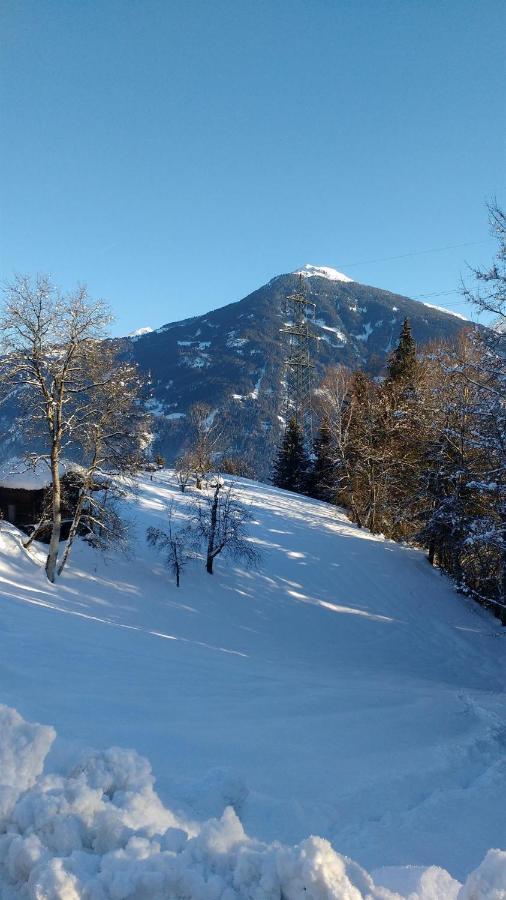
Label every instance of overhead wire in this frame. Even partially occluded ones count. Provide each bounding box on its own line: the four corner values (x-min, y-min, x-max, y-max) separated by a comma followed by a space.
340, 239, 492, 269
336, 238, 493, 312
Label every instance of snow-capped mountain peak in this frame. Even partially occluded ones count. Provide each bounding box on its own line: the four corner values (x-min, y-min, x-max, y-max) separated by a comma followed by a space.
294, 264, 354, 283
128, 326, 154, 339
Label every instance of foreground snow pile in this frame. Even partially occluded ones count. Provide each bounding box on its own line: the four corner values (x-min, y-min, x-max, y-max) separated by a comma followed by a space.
0, 706, 504, 900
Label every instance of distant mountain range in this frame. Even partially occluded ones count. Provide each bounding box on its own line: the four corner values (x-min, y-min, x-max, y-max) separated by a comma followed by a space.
125, 265, 470, 477
0, 266, 472, 478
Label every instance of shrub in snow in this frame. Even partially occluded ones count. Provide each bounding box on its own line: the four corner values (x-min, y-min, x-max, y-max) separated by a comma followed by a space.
147, 499, 194, 586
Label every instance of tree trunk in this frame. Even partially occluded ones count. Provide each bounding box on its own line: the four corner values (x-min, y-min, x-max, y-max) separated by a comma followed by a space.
350, 494, 362, 528
45, 447, 62, 582
57, 488, 86, 576
206, 484, 219, 574
23, 516, 50, 549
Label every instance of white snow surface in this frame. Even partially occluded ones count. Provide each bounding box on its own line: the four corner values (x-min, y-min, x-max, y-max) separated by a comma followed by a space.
128, 327, 154, 338
1, 706, 505, 899
315, 320, 347, 343
0, 472, 505, 898
421, 302, 469, 321
294, 264, 354, 283
0, 458, 82, 490
354, 322, 374, 342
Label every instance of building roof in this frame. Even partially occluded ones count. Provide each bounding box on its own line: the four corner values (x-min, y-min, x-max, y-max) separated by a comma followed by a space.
0, 458, 82, 491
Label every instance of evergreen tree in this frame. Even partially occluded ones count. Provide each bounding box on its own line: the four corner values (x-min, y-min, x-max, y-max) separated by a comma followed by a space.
308, 421, 337, 502
387, 318, 417, 385
273, 417, 310, 493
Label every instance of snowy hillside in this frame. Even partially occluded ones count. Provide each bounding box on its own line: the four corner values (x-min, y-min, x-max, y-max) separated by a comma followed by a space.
1, 472, 505, 898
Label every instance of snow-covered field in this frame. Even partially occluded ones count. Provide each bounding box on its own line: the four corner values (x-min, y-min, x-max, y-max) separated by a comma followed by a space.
0, 472, 505, 898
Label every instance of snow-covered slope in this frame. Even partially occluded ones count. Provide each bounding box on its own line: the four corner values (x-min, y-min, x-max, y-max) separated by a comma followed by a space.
1, 472, 505, 897
421, 301, 469, 320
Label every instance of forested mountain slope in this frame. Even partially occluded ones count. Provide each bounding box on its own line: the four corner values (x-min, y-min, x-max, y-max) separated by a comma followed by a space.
0, 268, 471, 477
127, 268, 470, 474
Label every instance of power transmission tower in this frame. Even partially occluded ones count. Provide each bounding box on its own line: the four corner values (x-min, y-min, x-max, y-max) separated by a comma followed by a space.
280, 276, 317, 446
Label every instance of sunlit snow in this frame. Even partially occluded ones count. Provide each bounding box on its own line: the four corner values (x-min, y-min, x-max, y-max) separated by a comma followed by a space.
422, 302, 469, 320
294, 264, 354, 283
0, 471, 505, 897
128, 326, 154, 338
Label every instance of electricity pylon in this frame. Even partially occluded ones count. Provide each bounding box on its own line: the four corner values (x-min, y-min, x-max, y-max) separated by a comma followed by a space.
280, 275, 316, 446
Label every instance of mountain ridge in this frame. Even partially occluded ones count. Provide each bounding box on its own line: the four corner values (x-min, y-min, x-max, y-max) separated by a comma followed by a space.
127, 269, 472, 474
0, 269, 473, 476
127, 265, 468, 337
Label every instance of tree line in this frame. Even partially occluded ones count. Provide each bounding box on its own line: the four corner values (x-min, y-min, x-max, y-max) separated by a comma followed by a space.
274, 203, 505, 620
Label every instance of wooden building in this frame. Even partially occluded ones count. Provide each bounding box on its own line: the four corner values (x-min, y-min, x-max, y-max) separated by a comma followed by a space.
0, 460, 83, 541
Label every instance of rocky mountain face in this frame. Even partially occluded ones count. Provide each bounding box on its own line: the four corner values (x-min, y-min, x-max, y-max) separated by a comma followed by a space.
0, 267, 470, 478
127, 267, 470, 477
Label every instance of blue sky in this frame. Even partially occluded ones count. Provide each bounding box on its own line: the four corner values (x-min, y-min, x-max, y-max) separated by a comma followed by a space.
1, 0, 504, 335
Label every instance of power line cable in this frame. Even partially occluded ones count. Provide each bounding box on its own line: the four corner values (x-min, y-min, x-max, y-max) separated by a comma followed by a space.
340, 239, 492, 269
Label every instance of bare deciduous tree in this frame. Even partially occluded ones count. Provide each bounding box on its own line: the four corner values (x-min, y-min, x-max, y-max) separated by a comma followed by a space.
55, 342, 148, 575
147, 501, 192, 587
315, 365, 354, 495
190, 478, 259, 574
174, 453, 194, 492
187, 403, 221, 489
0, 274, 147, 581
462, 200, 506, 329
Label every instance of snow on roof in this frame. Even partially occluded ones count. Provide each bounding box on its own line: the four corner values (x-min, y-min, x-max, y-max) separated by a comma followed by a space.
0, 458, 82, 490
294, 264, 354, 283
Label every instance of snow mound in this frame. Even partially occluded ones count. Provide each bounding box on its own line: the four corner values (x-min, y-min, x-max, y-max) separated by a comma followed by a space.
0, 705, 504, 899
294, 264, 354, 283
458, 850, 506, 899
373, 864, 461, 899
0, 706, 55, 822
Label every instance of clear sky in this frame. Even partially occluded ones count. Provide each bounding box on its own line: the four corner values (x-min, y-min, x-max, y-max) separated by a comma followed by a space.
1, 0, 504, 335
